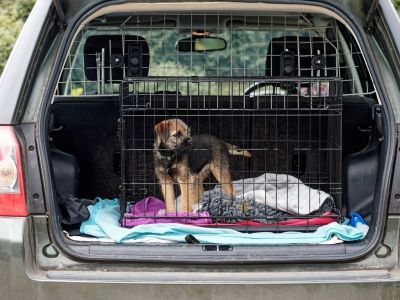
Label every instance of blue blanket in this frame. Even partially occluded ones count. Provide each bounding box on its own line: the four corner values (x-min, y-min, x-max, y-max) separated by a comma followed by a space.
80, 198, 367, 244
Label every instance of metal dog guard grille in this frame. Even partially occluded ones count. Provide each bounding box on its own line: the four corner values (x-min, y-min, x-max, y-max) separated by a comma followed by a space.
119, 77, 342, 231
56, 11, 374, 98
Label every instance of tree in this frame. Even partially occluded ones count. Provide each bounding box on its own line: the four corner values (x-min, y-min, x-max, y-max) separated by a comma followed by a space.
394, 0, 400, 13
0, 0, 35, 75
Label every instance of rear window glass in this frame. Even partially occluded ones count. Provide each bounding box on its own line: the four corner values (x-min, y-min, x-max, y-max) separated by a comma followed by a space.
56, 12, 374, 97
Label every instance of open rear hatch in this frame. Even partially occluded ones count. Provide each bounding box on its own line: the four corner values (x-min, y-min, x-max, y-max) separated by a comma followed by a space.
43, 5, 389, 262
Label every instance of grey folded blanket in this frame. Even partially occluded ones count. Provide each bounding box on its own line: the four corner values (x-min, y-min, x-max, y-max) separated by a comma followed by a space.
195, 185, 336, 224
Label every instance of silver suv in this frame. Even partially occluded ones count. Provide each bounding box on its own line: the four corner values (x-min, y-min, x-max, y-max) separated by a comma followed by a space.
1, 0, 400, 299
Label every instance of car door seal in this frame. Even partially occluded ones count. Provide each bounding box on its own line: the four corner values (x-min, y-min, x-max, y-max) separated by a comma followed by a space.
365, 0, 379, 31
53, 0, 67, 29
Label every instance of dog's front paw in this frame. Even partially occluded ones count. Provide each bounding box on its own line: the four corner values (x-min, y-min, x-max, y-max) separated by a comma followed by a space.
192, 202, 200, 213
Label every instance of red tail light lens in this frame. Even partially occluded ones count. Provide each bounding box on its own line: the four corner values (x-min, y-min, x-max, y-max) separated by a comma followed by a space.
0, 126, 27, 216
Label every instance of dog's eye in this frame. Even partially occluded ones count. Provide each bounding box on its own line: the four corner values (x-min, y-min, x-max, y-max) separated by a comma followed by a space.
174, 131, 182, 138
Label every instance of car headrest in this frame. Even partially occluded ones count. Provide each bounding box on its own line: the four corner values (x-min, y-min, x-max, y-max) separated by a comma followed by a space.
265, 36, 337, 77
84, 35, 150, 81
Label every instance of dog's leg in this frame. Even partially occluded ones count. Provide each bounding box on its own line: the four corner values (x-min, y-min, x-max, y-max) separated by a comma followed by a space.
191, 175, 204, 211
156, 172, 176, 213
178, 174, 203, 212
210, 163, 235, 196
178, 177, 191, 212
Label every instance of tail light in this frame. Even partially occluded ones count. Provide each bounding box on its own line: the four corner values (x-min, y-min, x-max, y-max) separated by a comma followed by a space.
0, 126, 27, 216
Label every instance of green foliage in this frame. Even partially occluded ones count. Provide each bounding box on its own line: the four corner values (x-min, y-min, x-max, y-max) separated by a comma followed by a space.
394, 0, 400, 13
0, 0, 35, 75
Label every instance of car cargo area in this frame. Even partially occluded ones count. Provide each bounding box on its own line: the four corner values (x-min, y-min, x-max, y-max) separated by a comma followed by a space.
46, 8, 386, 260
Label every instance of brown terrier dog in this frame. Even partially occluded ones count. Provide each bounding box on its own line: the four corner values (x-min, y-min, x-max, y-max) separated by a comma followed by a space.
154, 118, 251, 213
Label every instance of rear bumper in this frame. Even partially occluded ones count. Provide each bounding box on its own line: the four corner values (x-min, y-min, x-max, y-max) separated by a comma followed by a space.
0, 215, 400, 299
27, 216, 400, 283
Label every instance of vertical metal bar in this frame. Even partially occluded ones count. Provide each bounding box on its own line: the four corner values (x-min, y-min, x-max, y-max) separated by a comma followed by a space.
109, 39, 112, 93
101, 48, 105, 95
96, 52, 101, 94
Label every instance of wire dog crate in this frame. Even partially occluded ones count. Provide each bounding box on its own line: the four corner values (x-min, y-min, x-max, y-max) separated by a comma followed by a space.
119, 76, 342, 231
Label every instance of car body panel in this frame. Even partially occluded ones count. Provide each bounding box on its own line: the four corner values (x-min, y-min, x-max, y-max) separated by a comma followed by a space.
0, 0, 52, 124
25, 217, 400, 280
1, 216, 400, 299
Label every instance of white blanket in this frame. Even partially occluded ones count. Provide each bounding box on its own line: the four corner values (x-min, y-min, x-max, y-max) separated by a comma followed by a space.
231, 173, 331, 215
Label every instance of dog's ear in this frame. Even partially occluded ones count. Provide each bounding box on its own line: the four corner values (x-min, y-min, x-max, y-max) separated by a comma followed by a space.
154, 121, 168, 148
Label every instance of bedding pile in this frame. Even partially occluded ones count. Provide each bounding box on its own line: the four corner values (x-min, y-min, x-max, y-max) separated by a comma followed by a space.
80, 198, 367, 244
74, 173, 367, 245
122, 173, 336, 226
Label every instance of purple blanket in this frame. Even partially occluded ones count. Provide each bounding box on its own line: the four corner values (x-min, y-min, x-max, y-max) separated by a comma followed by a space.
122, 196, 212, 227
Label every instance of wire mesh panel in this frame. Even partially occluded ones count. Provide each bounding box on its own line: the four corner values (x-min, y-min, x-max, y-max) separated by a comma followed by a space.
56, 11, 373, 98
119, 77, 342, 231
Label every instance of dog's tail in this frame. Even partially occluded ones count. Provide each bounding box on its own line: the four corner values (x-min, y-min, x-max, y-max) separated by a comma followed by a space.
225, 142, 252, 157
